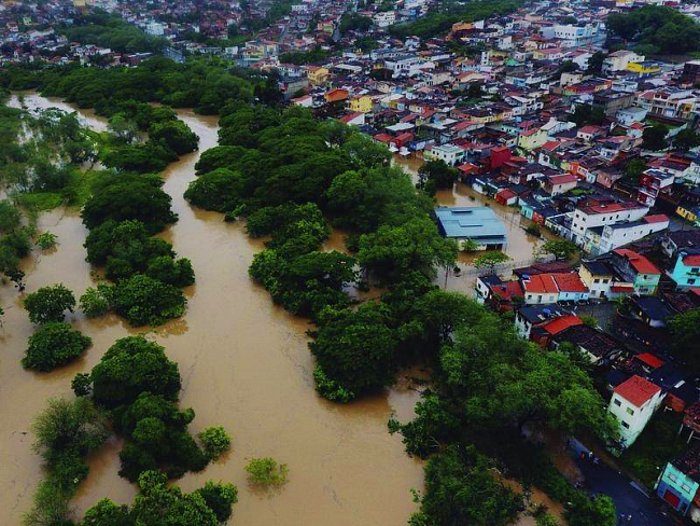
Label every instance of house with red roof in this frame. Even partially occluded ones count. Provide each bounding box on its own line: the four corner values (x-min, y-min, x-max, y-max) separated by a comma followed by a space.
531, 314, 583, 348
611, 249, 662, 295
608, 375, 665, 450
520, 272, 589, 304
522, 273, 560, 304
552, 273, 590, 302
338, 112, 365, 126
542, 173, 578, 196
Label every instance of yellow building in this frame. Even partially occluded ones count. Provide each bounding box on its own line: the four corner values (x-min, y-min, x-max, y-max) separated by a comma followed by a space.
517, 128, 547, 151
349, 95, 373, 113
307, 67, 330, 86
676, 205, 699, 224
626, 62, 661, 76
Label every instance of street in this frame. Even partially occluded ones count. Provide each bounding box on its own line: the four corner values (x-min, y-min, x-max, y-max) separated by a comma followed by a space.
573, 451, 677, 525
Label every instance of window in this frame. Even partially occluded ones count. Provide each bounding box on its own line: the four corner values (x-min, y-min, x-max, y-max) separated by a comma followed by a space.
690, 279, 697, 285
527, 294, 532, 299
626, 407, 634, 416
613, 398, 622, 407
682, 483, 692, 493
594, 278, 600, 283
603, 279, 609, 284
692, 268, 699, 273
669, 474, 678, 483
622, 421, 630, 429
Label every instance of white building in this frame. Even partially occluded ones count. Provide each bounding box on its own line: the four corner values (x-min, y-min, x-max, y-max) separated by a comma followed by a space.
571, 202, 649, 247
424, 144, 465, 166
585, 215, 670, 256
374, 11, 396, 28
608, 375, 664, 450
603, 50, 645, 74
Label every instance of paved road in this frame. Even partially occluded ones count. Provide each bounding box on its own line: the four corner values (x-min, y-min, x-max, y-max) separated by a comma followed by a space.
573, 453, 678, 526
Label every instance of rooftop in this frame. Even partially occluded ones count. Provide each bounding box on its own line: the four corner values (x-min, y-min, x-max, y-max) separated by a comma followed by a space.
614, 374, 662, 407
435, 206, 507, 245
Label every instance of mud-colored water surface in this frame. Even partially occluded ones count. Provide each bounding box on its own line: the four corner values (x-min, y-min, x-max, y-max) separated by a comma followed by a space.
0, 94, 424, 525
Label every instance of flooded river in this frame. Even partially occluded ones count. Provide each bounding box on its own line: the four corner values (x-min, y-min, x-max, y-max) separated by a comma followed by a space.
0, 94, 424, 525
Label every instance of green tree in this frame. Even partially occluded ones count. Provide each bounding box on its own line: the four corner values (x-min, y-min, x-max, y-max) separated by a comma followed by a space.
538, 239, 578, 261
79, 285, 112, 318
129, 471, 218, 526
410, 445, 522, 526
24, 284, 76, 324
565, 494, 616, 526
310, 303, 397, 400
193, 481, 238, 523
586, 51, 606, 75
23, 322, 92, 372
358, 217, 456, 283
624, 158, 647, 183
90, 335, 181, 408
668, 308, 700, 372
473, 252, 510, 274
642, 124, 668, 151
198, 427, 231, 460
674, 128, 700, 151
0, 200, 21, 232
183, 168, 244, 212
111, 274, 186, 326
81, 177, 177, 232
418, 160, 459, 191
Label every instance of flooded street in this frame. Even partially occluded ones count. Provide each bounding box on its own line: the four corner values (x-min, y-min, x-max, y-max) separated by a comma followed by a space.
0, 95, 424, 525
393, 156, 554, 296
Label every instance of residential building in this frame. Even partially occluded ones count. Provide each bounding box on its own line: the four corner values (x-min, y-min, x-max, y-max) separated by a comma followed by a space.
608, 375, 665, 449
656, 448, 700, 519
668, 249, 700, 290
571, 201, 649, 247
611, 248, 662, 295
579, 260, 614, 299
603, 50, 645, 74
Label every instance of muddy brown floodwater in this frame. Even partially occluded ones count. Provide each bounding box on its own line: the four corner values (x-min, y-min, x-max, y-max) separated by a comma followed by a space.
0, 94, 424, 525
393, 156, 556, 296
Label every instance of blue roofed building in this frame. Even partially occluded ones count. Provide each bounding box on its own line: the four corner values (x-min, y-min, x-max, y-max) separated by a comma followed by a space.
435, 206, 507, 250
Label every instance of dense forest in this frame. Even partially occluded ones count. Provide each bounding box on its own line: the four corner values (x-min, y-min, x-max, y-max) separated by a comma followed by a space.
389, 0, 521, 39
606, 5, 700, 55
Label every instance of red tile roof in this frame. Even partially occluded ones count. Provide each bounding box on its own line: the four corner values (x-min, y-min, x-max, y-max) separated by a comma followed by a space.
635, 353, 665, 369
614, 375, 662, 407
613, 249, 661, 275
553, 273, 588, 293
684, 254, 700, 266
548, 174, 578, 185
643, 214, 669, 224
523, 274, 559, 294
542, 315, 583, 335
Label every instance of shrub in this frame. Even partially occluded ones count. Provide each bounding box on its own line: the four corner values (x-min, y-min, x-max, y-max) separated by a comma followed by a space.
245, 457, 289, 486
110, 274, 186, 326
22, 322, 92, 371
36, 232, 58, 250
79, 285, 112, 318
198, 426, 231, 460
24, 284, 76, 324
